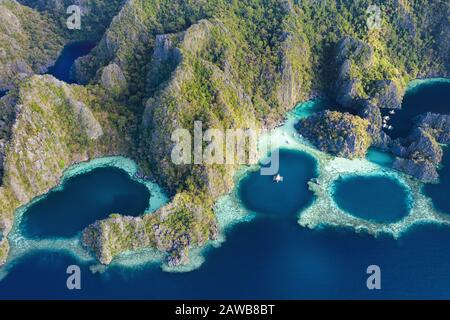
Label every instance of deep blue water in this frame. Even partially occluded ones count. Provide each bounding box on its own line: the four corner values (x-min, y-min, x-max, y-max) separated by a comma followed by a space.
2, 223, 450, 300
0, 90, 7, 98
383, 80, 450, 139
366, 148, 395, 168
332, 175, 411, 223
238, 149, 317, 216
1, 149, 450, 299
0, 76, 449, 298
46, 41, 96, 83
424, 147, 450, 214
20, 167, 150, 239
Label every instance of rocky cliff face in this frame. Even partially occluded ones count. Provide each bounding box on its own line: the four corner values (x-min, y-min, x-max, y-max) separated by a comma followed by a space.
73, 0, 214, 86
334, 36, 405, 113
296, 110, 372, 159
146, 32, 183, 93
100, 63, 127, 97
0, 0, 64, 91
0, 75, 133, 264
80, 1, 316, 266
391, 113, 450, 183
18, 0, 125, 41
1, 0, 449, 268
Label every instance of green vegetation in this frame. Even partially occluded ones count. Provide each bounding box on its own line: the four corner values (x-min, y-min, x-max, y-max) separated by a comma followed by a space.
298, 110, 372, 159
0, 0, 64, 90
0, 0, 448, 267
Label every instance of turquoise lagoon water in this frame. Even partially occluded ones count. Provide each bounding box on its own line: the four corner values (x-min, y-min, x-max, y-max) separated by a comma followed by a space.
1, 149, 450, 299
424, 147, 450, 215
0, 43, 449, 299
383, 79, 450, 139
21, 167, 150, 238
46, 41, 96, 83
332, 175, 411, 223
366, 148, 395, 168
239, 149, 317, 216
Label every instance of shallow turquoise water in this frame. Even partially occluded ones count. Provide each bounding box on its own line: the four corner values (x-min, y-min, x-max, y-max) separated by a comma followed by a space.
21, 167, 150, 238
0, 42, 449, 298
332, 175, 411, 223
239, 149, 317, 216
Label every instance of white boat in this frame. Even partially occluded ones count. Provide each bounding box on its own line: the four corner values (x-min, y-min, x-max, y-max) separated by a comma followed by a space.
274, 174, 284, 183
389, 110, 396, 115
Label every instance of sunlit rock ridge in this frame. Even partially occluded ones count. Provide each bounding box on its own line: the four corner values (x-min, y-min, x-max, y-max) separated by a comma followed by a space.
0, 0, 449, 267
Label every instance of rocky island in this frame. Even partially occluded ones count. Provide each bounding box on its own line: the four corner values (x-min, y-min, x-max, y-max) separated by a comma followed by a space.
0, 0, 449, 270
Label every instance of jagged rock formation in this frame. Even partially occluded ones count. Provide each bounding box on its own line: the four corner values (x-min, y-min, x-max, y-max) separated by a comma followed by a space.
0, 0, 64, 91
416, 113, 450, 144
0, 93, 18, 184
335, 37, 374, 109
73, 0, 214, 86
146, 33, 183, 92
334, 36, 405, 112
80, 1, 315, 266
371, 80, 403, 110
82, 191, 218, 266
330, 33, 449, 182
101, 63, 127, 97
296, 110, 372, 159
1, 0, 449, 267
391, 113, 450, 182
0, 75, 134, 264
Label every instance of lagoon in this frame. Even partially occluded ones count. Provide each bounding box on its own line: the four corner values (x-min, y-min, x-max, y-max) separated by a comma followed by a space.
383, 80, 450, 139
332, 175, 411, 223
46, 41, 96, 83
20, 167, 150, 239
238, 149, 317, 216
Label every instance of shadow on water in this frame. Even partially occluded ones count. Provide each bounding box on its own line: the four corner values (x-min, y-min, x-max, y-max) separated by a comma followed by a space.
46, 41, 96, 83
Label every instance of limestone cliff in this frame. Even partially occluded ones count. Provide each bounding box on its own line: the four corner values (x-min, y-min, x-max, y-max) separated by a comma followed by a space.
392, 113, 450, 183
0, 0, 64, 91
18, 0, 125, 41
1, 0, 449, 268
0, 75, 135, 264
296, 110, 372, 159
80, 1, 316, 266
